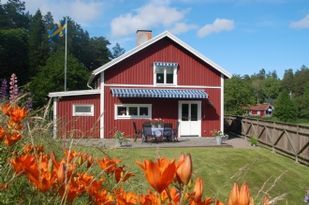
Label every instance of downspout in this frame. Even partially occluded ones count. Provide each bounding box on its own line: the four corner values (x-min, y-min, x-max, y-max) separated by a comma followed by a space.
87, 74, 95, 89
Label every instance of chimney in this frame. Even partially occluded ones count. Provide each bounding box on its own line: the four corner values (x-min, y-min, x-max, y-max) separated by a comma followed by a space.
136, 30, 152, 46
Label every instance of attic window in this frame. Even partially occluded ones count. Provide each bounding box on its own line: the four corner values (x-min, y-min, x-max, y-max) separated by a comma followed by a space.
154, 62, 178, 85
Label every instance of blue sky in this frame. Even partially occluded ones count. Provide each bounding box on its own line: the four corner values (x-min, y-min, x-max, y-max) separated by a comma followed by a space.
23, 0, 309, 78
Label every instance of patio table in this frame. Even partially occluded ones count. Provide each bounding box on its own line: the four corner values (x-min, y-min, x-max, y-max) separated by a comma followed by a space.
151, 127, 173, 141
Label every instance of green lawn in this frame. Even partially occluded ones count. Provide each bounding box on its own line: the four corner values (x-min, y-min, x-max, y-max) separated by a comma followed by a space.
72, 145, 309, 205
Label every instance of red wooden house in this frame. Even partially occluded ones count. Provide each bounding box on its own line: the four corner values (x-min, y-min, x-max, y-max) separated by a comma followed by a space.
48, 30, 232, 139
248, 103, 273, 117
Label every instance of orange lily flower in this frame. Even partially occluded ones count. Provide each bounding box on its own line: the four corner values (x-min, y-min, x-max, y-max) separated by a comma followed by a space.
140, 190, 161, 205
62, 172, 94, 201
228, 183, 254, 205
176, 153, 192, 185
115, 188, 139, 205
23, 144, 44, 154
11, 153, 57, 192
193, 177, 204, 202
161, 187, 180, 205
90, 188, 114, 205
114, 166, 135, 183
97, 156, 121, 173
136, 157, 176, 193
9, 105, 27, 123
0, 127, 4, 140
3, 132, 22, 146
10, 154, 36, 173
1, 103, 11, 115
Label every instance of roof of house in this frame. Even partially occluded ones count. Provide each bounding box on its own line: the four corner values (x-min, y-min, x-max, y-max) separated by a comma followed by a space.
87, 31, 232, 85
249, 103, 272, 111
48, 89, 100, 97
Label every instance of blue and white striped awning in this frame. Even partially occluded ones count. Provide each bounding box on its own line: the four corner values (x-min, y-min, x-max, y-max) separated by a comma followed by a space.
154, 61, 178, 67
111, 88, 208, 99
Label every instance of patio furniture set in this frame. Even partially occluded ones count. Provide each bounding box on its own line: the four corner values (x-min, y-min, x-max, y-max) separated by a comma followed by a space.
133, 122, 178, 143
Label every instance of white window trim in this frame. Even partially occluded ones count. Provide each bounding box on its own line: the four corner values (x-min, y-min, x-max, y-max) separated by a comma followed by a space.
115, 104, 152, 120
73, 104, 94, 116
153, 63, 177, 86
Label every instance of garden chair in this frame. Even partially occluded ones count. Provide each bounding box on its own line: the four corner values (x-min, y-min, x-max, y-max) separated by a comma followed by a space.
133, 121, 141, 142
163, 123, 173, 142
172, 122, 179, 142
142, 123, 153, 143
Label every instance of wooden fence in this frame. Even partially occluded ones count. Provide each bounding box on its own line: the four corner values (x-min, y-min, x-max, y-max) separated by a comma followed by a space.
224, 116, 309, 165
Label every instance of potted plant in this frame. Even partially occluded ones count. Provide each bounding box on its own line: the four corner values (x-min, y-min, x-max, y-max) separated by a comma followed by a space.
211, 129, 224, 145
250, 136, 258, 146
113, 131, 130, 147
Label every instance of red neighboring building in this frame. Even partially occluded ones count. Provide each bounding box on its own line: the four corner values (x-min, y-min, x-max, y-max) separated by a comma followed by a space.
248, 103, 273, 117
49, 30, 232, 139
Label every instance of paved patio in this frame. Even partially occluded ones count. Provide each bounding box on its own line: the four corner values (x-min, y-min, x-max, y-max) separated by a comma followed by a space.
66, 136, 252, 149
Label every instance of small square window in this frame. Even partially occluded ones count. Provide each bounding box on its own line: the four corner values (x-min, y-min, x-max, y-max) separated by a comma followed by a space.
129, 107, 138, 116
117, 107, 127, 116
140, 107, 149, 116
73, 104, 94, 116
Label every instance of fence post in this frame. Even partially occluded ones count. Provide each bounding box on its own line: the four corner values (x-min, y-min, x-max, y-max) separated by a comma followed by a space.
295, 125, 299, 163
272, 121, 275, 153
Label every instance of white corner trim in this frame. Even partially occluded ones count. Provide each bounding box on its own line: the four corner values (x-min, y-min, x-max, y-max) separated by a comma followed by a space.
53, 98, 57, 139
88, 31, 232, 84
48, 89, 100, 98
100, 73, 104, 139
220, 74, 224, 132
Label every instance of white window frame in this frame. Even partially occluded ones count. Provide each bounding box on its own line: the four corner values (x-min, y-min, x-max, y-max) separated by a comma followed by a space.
115, 104, 152, 120
153, 63, 177, 86
73, 104, 94, 116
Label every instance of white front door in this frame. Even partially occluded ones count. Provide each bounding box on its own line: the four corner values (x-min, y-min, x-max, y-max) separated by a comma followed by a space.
178, 101, 201, 137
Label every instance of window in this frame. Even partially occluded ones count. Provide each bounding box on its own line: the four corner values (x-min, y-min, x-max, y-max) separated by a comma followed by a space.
154, 62, 177, 85
73, 104, 94, 116
115, 104, 151, 119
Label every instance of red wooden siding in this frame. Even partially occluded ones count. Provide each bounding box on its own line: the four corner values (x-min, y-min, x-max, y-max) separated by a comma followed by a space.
57, 95, 100, 138
104, 87, 221, 138
202, 88, 221, 136
104, 37, 221, 86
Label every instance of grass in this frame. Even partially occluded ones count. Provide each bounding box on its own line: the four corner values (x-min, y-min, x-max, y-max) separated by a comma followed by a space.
69, 144, 309, 205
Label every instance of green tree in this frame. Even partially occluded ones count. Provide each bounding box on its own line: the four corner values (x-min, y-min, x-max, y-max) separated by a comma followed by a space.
0, 28, 28, 84
1, 0, 29, 29
263, 77, 280, 102
87, 36, 111, 70
273, 90, 297, 122
293, 65, 309, 96
281, 69, 294, 94
295, 82, 309, 119
112, 43, 125, 58
30, 50, 89, 106
224, 75, 255, 115
28, 10, 49, 76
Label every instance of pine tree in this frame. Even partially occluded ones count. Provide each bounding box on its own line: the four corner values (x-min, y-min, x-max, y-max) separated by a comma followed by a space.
112, 43, 125, 58
28, 10, 49, 76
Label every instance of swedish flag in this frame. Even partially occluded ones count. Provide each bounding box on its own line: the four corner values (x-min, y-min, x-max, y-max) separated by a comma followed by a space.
48, 20, 66, 40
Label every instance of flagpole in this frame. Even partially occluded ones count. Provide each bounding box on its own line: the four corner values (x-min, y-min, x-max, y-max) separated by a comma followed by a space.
64, 17, 68, 91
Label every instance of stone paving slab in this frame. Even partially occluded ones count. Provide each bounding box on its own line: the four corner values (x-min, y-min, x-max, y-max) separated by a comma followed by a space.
64, 137, 252, 149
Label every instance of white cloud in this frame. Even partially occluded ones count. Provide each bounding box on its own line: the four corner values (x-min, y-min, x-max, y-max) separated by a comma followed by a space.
168, 22, 197, 34
290, 14, 309, 29
197, 18, 235, 37
23, 0, 104, 25
111, 1, 187, 37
